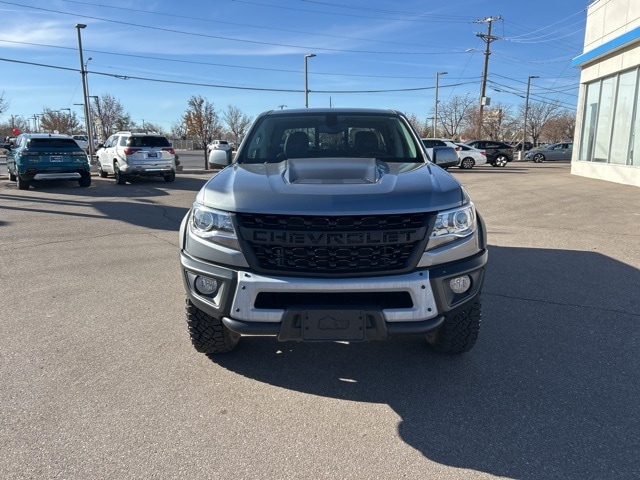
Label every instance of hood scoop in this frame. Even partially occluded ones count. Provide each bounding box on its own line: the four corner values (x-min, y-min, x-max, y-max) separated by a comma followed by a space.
283, 158, 384, 185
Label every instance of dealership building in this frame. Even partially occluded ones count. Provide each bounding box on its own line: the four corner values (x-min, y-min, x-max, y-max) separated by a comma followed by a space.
571, 0, 640, 187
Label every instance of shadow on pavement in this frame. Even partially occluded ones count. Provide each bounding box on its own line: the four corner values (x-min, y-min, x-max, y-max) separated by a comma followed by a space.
211, 244, 640, 480
0, 175, 211, 231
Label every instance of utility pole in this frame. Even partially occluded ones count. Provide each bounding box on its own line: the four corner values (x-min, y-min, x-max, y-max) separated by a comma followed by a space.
522, 75, 539, 159
475, 15, 502, 139
434, 71, 447, 137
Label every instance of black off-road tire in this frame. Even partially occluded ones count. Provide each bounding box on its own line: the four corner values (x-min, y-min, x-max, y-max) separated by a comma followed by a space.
185, 299, 240, 354
426, 298, 482, 354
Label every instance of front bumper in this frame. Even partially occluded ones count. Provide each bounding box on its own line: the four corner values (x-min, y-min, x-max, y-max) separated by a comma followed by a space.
180, 249, 486, 341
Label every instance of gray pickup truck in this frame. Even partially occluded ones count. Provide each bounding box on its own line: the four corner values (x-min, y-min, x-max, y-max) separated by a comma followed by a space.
179, 108, 487, 355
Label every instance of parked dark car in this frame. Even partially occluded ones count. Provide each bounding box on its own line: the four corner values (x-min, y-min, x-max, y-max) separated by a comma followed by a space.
465, 140, 514, 167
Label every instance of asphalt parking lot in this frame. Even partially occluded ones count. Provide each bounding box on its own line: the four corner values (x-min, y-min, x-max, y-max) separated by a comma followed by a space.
1, 161, 639, 479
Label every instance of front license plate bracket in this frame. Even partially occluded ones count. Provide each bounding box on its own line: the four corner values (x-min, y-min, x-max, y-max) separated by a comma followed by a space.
302, 309, 366, 341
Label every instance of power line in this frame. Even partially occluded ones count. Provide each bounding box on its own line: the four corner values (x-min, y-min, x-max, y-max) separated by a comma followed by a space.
0, 56, 478, 95
0, 38, 474, 81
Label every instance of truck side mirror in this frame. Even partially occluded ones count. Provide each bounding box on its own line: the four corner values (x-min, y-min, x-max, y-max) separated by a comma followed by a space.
432, 146, 459, 169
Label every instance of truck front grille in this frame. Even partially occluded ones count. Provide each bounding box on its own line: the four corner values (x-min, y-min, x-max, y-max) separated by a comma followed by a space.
235, 212, 432, 276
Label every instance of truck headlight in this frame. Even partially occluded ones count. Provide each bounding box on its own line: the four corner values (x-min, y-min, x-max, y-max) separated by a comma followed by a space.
428, 203, 477, 249
189, 203, 240, 250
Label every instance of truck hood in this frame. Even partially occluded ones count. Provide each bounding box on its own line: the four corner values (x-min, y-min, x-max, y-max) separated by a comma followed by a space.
197, 158, 465, 215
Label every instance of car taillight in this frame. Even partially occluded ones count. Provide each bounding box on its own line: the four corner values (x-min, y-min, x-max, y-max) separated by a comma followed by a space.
124, 147, 142, 155
162, 147, 175, 154
480, 150, 485, 155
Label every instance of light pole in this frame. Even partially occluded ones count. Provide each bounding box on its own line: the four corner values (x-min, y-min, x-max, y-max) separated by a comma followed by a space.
522, 75, 539, 159
304, 54, 316, 108
433, 71, 447, 137
75, 24, 94, 163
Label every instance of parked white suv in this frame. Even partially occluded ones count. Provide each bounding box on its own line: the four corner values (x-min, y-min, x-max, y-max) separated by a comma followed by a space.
96, 131, 176, 184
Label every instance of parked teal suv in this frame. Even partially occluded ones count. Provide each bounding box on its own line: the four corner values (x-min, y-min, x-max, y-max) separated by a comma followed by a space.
6, 133, 91, 190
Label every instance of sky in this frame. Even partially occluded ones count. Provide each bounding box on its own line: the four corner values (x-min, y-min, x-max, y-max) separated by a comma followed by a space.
0, 0, 593, 133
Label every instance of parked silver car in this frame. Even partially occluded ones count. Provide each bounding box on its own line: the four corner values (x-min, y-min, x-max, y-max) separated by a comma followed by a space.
525, 142, 573, 163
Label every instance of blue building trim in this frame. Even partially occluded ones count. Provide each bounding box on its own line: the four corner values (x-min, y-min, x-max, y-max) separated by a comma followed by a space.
572, 25, 640, 68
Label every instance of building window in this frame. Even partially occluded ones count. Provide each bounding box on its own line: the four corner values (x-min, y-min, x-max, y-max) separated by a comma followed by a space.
633, 75, 640, 167
579, 67, 639, 166
611, 70, 637, 165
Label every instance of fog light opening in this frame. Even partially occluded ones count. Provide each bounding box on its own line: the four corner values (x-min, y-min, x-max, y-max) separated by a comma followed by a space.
195, 276, 219, 296
449, 275, 471, 294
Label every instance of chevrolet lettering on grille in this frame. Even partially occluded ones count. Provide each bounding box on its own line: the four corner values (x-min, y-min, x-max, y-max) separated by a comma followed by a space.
248, 228, 425, 246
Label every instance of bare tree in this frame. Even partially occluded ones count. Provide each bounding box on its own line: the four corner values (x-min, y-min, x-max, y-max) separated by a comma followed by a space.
223, 105, 252, 146
183, 95, 221, 169
541, 111, 576, 143
437, 95, 476, 140
405, 113, 429, 137
39, 108, 81, 134
92, 94, 128, 140
0, 91, 9, 117
170, 120, 187, 140
1, 116, 30, 137
139, 121, 164, 134
525, 101, 561, 145
482, 103, 514, 141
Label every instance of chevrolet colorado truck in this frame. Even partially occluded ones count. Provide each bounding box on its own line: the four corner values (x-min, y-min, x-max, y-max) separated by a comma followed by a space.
179, 108, 487, 355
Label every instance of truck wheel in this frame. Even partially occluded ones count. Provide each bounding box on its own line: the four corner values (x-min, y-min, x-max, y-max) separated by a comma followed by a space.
426, 298, 481, 354
185, 299, 240, 354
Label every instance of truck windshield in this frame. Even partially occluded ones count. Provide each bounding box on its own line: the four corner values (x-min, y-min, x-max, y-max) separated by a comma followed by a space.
238, 112, 423, 163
